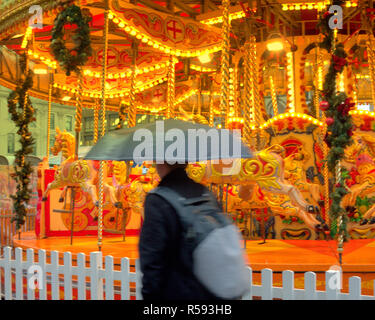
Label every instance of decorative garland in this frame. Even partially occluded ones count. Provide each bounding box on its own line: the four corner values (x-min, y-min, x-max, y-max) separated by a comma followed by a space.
317, 3, 354, 239
7, 54, 36, 230
50, 2, 93, 76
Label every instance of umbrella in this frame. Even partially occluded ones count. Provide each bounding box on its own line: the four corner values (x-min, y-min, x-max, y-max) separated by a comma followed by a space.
84, 119, 253, 163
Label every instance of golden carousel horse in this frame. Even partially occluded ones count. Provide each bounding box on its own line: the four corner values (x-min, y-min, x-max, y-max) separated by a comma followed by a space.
283, 146, 321, 207
42, 128, 120, 214
343, 133, 375, 225
187, 144, 326, 231
111, 161, 159, 220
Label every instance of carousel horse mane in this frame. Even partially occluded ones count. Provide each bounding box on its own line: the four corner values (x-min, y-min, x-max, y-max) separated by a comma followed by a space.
360, 133, 375, 158
52, 127, 75, 160
345, 133, 375, 163
112, 161, 128, 186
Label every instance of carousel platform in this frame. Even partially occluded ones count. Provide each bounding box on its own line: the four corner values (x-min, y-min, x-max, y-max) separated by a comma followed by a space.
12, 232, 375, 273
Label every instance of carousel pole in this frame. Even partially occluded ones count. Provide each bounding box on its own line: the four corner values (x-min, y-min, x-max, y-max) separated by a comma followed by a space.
116, 100, 127, 130
243, 41, 253, 148
167, 54, 175, 119
97, 0, 110, 252
74, 75, 83, 159
209, 79, 214, 127
269, 76, 278, 117
286, 51, 296, 113
220, 0, 230, 128
363, 0, 375, 109
19, 42, 30, 238
250, 35, 262, 150
128, 41, 138, 127
197, 75, 202, 115
331, 29, 344, 266
93, 99, 99, 143
316, 44, 330, 227
367, 36, 375, 107
46, 72, 53, 160
233, 65, 239, 117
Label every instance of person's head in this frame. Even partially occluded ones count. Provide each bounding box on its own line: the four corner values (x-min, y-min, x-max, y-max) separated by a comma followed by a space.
155, 162, 188, 179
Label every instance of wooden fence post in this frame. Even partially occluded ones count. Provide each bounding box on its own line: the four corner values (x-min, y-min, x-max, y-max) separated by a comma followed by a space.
304, 271, 317, 300
242, 267, 252, 300
90, 251, 104, 300
282, 270, 295, 300
38, 249, 47, 300
77, 253, 87, 300
120, 257, 130, 300
50, 250, 60, 300
104, 255, 114, 300
348, 276, 361, 300
3, 246, 12, 300
14, 247, 23, 300
325, 270, 339, 300
63, 252, 73, 300
261, 268, 273, 300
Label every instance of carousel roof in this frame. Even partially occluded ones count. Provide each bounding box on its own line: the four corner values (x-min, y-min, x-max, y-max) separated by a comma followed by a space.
0, 0, 367, 116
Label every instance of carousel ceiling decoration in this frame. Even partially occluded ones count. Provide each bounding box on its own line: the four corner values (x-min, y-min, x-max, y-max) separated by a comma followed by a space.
0, 0, 370, 118
108, 0, 223, 57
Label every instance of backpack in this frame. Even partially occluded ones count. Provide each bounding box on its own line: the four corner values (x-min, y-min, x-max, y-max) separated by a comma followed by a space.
149, 186, 249, 299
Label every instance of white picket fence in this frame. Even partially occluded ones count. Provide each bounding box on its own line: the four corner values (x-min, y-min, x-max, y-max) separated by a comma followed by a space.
0, 246, 375, 300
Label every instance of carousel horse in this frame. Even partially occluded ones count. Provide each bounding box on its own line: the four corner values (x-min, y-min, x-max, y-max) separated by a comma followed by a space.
186, 144, 326, 231
283, 146, 321, 207
111, 161, 159, 219
343, 133, 375, 225
42, 128, 120, 213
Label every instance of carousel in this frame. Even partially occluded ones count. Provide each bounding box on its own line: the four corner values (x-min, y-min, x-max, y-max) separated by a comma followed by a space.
1, 0, 375, 298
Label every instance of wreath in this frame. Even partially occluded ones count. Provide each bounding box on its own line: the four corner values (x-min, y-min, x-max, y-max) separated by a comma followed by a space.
317, 2, 354, 240
50, 4, 93, 76
7, 54, 36, 230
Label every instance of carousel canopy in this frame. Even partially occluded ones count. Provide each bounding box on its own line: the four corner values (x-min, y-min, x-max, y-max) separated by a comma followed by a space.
0, 0, 366, 119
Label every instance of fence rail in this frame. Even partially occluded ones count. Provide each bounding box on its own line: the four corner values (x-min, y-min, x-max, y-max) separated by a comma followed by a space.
0, 208, 36, 248
1, 246, 375, 300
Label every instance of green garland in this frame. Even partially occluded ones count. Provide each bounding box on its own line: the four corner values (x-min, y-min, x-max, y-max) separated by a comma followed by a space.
7, 54, 36, 230
317, 1, 354, 240
50, 4, 92, 76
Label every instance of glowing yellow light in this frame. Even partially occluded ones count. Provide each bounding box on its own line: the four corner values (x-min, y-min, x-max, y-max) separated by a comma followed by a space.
198, 52, 212, 64
267, 39, 284, 51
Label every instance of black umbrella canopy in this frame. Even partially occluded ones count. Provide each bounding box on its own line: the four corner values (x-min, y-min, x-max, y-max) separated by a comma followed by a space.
84, 119, 253, 163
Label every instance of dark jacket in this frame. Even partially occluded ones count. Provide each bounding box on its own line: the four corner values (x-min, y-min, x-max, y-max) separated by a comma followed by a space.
138, 167, 220, 300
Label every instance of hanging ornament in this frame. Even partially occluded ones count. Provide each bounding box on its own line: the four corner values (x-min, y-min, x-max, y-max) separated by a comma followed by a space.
326, 117, 334, 126
320, 101, 330, 111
